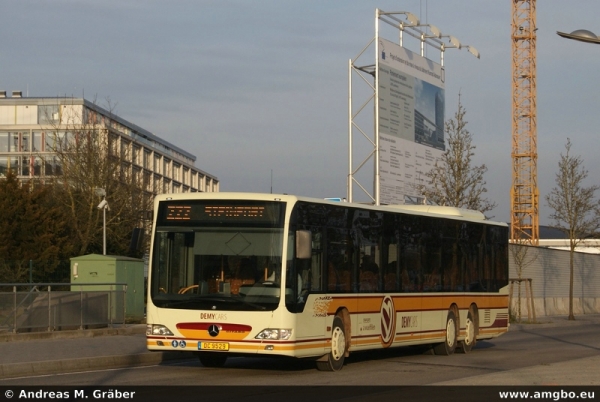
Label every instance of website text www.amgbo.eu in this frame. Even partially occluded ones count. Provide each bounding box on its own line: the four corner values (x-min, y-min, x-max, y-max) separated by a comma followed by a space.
500, 390, 595, 401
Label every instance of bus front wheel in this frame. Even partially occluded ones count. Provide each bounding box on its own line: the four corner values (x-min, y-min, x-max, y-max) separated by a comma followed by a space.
198, 352, 228, 368
316, 316, 346, 371
433, 310, 457, 356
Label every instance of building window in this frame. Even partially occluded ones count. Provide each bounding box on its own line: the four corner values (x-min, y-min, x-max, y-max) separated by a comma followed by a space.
0, 132, 8, 152
153, 154, 161, 173
182, 167, 189, 185
143, 150, 151, 169
38, 105, 59, 124
132, 145, 141, 166
173, 163, 181, 182
0, 157, 8, 177
120, 162, 130, 181
3, 132, 18, 152
109, 134, 119, 157
198, 174, 205, 192
32, 132, 43, 152
20, 156, 30, 176
133, 167, 142, 187
31, 157, 41, 176
44, 132, 53, 152
154, 175, 161, 194
144, 171, 151, 192
20, 132, 30, 152
163, 158, 171, 177
44, 156, 62, 176
121, 139, 131, 160
45, 132, 69, 152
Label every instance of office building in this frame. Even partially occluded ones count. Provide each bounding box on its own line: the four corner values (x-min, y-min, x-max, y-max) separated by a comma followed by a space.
0, 91, 219, 195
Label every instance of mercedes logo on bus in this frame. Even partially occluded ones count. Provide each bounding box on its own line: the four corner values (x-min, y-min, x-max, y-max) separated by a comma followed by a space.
208, 324, 220, 337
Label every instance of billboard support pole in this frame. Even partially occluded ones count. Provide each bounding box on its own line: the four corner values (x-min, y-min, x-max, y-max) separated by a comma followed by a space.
374, 9, 381, 206
348, 8, 479, 207
348, 58, 353, 203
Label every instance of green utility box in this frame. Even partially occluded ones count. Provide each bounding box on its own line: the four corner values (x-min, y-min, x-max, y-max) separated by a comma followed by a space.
70, 254, 145, 322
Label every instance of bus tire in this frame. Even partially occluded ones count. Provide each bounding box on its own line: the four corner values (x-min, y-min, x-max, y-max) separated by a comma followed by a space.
198, 352, 228, 368
433, 310, 457, 356
316, 316, 346, 371
458, 310, 477, 353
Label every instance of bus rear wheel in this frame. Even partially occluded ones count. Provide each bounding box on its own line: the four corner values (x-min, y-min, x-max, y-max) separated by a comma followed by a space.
433, 310, 457, 356
198, 352, 228, 368
458, 310, 477, 353
316, 316, 346, 371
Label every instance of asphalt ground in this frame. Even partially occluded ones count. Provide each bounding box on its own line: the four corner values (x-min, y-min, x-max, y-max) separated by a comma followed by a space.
1, 315, 599, 381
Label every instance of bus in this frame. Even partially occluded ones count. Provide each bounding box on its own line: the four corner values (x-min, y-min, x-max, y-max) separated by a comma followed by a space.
146, 192, 509, 371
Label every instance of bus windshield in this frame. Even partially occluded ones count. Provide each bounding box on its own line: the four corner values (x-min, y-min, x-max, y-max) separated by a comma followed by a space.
150, 200, 286, 311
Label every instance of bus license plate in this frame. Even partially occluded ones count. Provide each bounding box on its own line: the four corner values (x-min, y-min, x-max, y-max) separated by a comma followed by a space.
199, 342, 229, 351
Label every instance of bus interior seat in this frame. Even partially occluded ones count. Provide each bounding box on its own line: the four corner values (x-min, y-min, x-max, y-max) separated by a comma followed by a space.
198, 281, 208, 295
384, 273, 396, 291
360, 271, 378, 292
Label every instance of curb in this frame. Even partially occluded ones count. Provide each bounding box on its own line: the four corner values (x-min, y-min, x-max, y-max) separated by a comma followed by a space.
0, 325, 146, 343
0, 351, 191, 380
509, 316, 600, 331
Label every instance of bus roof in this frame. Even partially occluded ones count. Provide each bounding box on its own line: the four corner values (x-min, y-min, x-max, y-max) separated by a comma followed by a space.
153, 192, 507, 227
386, 205, 486, 221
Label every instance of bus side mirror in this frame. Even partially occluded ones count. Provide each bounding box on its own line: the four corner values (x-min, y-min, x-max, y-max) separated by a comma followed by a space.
296, 230, 312, 259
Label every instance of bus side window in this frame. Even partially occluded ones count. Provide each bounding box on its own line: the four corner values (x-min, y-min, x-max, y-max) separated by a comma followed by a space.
310, 231, 323, 291
310, 252, 323, 291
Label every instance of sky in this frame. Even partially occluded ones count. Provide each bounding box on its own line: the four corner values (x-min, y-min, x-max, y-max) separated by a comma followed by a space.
3, 0, 600, 225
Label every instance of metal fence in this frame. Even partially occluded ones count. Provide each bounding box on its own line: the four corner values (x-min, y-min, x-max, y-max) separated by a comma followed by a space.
509, 245, 600, 317
0, 283, 127, 333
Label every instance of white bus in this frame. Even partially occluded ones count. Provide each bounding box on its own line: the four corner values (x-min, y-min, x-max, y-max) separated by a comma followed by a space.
146, 193, 509, 371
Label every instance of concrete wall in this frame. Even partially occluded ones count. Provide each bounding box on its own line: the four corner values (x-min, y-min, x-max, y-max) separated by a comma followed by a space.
509, 244, 600, 317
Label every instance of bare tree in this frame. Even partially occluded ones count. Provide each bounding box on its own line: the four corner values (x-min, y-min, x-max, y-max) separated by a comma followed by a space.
509, 241, 537, 322
545, 138, 600, 320
418, 96, 497, 216
45, 98, 151, 257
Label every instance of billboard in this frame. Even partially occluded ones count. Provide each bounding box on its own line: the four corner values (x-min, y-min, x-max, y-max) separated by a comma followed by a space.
377, 38, 445, 205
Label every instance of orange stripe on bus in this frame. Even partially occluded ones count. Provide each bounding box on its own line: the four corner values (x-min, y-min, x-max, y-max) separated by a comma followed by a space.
324, 294, 507, 315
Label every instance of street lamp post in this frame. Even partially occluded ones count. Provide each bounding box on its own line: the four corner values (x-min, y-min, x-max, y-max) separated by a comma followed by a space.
95, 188, 109, 255
555, 28, 598, 321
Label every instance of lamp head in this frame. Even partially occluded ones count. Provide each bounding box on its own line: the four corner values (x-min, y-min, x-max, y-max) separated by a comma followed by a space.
429, 24, 442, 38
448, 35, 462, 49
405, 12, 419, 26
557, 29, 600, 44
467, 45, 480, 59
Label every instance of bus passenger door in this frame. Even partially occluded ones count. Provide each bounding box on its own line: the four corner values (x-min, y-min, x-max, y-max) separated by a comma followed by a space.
293, 229, 328, 356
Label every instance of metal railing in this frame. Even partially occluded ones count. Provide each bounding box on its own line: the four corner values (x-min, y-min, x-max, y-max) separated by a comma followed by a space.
0, 283, 127, 333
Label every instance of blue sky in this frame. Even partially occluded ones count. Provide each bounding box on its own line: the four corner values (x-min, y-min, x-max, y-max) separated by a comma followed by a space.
3, 0, 600, 224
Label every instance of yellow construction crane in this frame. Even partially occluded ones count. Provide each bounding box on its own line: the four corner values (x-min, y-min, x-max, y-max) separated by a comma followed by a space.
511, 0, 539, 245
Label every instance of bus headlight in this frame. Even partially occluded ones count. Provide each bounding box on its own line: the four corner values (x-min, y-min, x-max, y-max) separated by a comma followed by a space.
146, 324, 174, 336
255, 329, 292, 340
